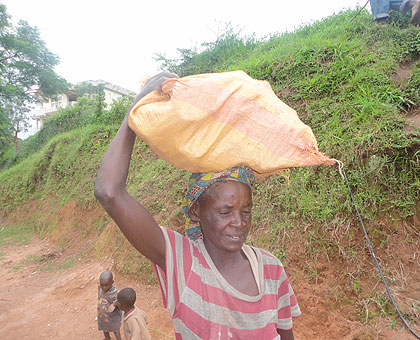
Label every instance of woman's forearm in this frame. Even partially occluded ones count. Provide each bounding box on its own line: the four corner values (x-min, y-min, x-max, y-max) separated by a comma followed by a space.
94, 116, 136, 202
93, 71, 179, 270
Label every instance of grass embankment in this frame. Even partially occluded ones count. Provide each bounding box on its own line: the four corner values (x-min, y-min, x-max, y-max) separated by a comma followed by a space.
0, 9, 419, 335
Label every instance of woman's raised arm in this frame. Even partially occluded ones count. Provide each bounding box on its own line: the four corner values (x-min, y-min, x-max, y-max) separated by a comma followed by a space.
94, 71, 178, 271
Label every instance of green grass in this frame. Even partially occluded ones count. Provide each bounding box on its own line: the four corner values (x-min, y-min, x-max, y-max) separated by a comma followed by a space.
19, 253, 77, 272
0, 223, 35, 247
39, 258, 76, 272
9, 265, 22, 272
21, 254, 43, 265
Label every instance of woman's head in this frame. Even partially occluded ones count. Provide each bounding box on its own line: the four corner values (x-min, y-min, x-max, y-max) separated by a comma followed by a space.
183, 166, 255, 241
189, 180, 252, 253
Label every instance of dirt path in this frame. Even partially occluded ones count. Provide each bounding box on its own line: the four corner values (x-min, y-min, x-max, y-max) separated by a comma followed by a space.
0, 238, 174, 340
1, 235, 418, 340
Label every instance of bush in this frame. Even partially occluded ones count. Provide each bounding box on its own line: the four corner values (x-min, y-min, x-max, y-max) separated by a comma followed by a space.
155, 23, 260, 76
1, 95, 132, 170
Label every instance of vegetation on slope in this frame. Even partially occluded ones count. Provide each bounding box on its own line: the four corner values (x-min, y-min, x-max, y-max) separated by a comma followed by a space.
1, 9, 419, 334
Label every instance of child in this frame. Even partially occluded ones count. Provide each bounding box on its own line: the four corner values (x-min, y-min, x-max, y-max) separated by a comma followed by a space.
117, 288, 151, 340
97, 271, 122, 340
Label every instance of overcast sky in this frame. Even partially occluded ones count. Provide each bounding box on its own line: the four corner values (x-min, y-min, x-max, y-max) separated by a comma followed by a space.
3, 0, 368, 93
3, 0, 369, 138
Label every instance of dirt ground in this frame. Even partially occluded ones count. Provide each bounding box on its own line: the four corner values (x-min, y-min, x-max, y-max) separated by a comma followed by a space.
0, 238, 174, 340
1, 235, 419, 340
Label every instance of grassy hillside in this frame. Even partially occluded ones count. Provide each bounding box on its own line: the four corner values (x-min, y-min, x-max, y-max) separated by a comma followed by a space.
1, 9, 419, 337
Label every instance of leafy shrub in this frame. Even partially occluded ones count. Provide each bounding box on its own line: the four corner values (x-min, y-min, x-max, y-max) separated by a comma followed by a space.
155, 23, 259, 76
96, 96, 132, 125
403, 65, 420, 107
1, 95, 131, 170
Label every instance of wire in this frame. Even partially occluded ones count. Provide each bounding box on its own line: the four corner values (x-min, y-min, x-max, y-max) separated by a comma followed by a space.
350, 0, 371, 22
341, 167, 420, 339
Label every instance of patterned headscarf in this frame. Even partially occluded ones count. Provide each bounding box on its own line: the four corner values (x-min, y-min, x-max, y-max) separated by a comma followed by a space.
182, 165, 256, 240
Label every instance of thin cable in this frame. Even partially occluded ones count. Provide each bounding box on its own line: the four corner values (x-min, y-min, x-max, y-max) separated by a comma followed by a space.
342, 167, 420, 339
350, 0, 371, 22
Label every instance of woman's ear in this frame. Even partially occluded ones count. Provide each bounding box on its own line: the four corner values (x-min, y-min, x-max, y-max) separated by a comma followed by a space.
189, 201, 201, 223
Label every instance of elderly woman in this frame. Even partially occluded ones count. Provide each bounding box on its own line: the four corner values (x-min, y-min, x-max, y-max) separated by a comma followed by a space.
94, 72, 301, 340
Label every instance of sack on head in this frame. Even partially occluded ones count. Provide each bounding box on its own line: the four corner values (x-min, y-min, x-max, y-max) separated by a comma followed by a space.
129, 71, 335, 177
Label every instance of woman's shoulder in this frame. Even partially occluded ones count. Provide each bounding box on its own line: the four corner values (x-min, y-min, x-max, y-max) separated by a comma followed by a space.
248, 245, 284, 266
160, 226, 192, 242
159, 226, 198, 252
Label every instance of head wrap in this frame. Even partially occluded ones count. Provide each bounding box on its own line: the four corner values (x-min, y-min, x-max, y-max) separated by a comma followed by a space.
182, 165, 256, 240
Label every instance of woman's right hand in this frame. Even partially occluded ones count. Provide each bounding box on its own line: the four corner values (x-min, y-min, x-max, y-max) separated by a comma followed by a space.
131, 71, 179, 109
142, 71, 178, 94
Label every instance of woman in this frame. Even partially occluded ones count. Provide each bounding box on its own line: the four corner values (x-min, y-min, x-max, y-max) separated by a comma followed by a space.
94, 72, 301, 340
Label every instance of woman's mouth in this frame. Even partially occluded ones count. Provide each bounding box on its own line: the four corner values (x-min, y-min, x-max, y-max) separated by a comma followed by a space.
225, 235, 244, 242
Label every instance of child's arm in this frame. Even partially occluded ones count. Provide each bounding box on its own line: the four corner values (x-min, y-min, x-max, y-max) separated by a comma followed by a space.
94, 72, 178, 272
107, 300, 117, 313
277, 328, 294, 340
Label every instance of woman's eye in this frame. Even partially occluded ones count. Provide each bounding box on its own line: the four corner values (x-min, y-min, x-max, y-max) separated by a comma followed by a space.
242, 210, 251, 215
220, 211, 231, 215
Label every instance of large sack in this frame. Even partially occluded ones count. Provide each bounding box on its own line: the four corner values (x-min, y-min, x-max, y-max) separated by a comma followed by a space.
129, 71, 335, 176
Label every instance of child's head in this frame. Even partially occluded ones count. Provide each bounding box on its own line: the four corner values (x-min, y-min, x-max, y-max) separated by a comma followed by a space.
99, 271, 114, 293
117, 287, 136, 313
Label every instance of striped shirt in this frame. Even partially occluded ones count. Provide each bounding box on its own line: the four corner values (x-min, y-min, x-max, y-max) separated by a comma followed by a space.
154, 227, 301, 340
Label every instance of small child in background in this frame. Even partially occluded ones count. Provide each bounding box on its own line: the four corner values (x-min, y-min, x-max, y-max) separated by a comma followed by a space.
117, 288, 151, 340
97, 271, 122, 340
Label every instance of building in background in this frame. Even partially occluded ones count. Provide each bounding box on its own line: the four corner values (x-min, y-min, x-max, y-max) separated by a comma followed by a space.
31, 90, 78, 133
86, 80, 135, 106
30, 80, 135, 136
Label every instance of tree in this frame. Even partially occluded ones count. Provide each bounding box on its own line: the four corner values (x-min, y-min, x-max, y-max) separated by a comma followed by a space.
74, 81, 106, 117
95, 83, 106, 118
0, 4, 68, 151
0, 108, 11, 150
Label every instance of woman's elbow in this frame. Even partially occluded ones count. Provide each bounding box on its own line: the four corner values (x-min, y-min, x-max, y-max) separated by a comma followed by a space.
94, 181, 118, 207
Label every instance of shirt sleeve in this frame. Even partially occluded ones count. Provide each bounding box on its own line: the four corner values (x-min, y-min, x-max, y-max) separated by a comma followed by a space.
153, 227, 193, 316
276, 263, 301, 330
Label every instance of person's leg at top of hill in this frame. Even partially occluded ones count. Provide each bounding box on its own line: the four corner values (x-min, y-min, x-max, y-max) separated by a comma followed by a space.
369, 0, 419, 23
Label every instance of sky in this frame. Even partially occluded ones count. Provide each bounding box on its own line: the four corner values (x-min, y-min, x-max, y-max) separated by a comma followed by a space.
3, 0, 369, 138
3, 0, 369, 92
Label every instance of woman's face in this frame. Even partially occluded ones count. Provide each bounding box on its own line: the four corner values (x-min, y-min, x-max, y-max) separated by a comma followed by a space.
196, 181, 252, 254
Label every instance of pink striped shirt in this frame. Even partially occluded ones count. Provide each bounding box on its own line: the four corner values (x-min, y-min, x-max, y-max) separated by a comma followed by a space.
154, 227, 301, 340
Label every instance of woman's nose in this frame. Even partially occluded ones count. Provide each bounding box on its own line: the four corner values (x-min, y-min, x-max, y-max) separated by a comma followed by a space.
231, 211, 243, 227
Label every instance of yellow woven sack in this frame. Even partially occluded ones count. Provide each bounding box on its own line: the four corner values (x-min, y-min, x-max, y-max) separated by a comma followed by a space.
129, 71, 335, 176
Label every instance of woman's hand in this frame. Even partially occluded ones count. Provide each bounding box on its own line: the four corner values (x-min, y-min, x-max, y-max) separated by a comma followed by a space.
143, 71, 178, 94
130, 71, 178, 110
